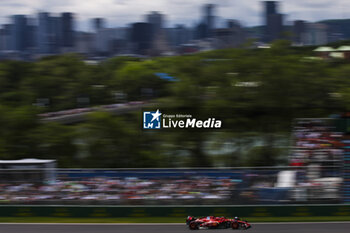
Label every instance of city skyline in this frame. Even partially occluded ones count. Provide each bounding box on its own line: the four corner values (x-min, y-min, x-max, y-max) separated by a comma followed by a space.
0, 0, 349, 31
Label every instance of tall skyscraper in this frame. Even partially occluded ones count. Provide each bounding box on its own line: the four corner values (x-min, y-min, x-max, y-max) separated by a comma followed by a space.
196, 4, 216, 39
51, 16, 61, 50
263, 1, 283, 42
26, 18, 37, 49
37, 12, 61, 54
92, 18, 105, 32
265, 1, 276, 15
3, 24, 13, 51
37, 12, 51, 54
0, 24, 12, 51
61, 12, 75, 47
146, 11, 163, 34
203, 4, 215, 37
11, 15, 28, 51
0, 28, 5, 51
145, 11, 169, 55
131, 22, 153, 55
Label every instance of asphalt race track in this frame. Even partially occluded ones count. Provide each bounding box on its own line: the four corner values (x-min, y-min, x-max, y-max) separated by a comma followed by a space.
0, 222, 349, 233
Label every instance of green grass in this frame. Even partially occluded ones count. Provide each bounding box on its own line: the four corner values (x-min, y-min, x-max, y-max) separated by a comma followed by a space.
247, 216, 350, 222
0, 216, 350, 223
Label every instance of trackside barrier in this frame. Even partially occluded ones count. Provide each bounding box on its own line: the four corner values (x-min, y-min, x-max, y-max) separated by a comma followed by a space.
0, 205, 349, 218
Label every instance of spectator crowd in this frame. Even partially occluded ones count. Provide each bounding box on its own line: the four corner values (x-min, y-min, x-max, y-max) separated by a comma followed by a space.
0, 177, 238, 205
290, 119, 343, 168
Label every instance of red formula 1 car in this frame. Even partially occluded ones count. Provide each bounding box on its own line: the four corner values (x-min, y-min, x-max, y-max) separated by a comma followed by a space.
186, 216, 251, 230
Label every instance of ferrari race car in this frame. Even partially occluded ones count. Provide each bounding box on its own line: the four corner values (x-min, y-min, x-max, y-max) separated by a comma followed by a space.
186, 216, 251, 230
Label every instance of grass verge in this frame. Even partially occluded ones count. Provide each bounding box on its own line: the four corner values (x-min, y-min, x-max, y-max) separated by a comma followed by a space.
0, 216, 350, 223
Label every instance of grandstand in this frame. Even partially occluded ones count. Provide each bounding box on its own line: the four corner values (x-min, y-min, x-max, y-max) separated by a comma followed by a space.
0, 167, 342, 205
291, 117, 350, 203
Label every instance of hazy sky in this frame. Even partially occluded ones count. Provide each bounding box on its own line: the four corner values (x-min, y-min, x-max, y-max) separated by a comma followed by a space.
0, 0, 349, 30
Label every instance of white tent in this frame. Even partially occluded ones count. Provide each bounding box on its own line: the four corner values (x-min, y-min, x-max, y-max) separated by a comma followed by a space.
0, 159, 55, 164
0, 159, 56, 183
275, 170, 296, 188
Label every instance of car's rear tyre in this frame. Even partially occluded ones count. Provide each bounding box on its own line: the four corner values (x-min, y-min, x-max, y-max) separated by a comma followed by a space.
231, 222, 239, 229
189, 222, 199, 230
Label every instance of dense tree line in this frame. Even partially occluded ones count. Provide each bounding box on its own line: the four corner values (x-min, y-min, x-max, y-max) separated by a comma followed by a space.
0, 41, 349, 168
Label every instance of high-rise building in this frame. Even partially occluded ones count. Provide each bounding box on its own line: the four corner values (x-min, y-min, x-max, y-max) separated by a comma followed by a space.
145, 11, 170, 55
51, 16, 61, 51
37, 12, 51, 54
303, 23, 328, 46
26, 18, 37, 49
131, 22, 153, 55
263, 1, 283, 42
61, 13, 75, 47
196, 4, 216, 39
75, 32, 94, 55
214, 20, 246, 49
265, 1, 277, 15
146, 11, 163, 34
0, 28, 5, 51
92, 18, 105, 32
0, 27, 8, 51
167, 24, 192, 47
95, 28, 128, 55
1, 24, 13, 51
11, 15, 28, 51
37, 12, 61, 54
293, 20, 306, 44
195, 22, 207, 39
203, 4, 215, 37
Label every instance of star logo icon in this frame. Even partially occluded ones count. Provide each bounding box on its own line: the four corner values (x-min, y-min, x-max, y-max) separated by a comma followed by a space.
143, 110, 162, 129
151, 109, 162, 122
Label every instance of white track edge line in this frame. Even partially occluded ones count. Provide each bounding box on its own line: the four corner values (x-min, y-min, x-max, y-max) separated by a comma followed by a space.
0, 222, 349, 225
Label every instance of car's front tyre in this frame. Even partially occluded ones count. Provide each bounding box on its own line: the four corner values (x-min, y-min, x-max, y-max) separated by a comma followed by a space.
189, 222, 199, 230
